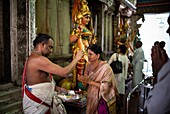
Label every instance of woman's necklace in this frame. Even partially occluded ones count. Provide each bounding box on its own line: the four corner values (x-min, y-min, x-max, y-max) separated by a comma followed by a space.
91, 60, 100, 72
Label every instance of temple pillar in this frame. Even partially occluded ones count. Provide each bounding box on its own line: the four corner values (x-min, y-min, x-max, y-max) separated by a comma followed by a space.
108, 12, 113, 52
104, 11, 109, 53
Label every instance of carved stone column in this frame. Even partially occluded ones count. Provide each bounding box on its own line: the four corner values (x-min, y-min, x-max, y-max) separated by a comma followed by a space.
104, 11, 109, 53
29, 0, 36, 53
10, 0, 18, 82
108, 12, 113, 52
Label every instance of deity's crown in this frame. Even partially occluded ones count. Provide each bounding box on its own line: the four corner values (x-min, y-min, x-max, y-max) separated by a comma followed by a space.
72, 0, 91, 24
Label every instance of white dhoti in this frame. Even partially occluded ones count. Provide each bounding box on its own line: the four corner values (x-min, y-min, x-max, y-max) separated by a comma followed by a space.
23, 82, 67, 114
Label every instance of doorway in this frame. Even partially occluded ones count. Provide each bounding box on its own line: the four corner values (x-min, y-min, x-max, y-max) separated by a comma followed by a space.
0, 0, 11, 84
138, 13, 170, 76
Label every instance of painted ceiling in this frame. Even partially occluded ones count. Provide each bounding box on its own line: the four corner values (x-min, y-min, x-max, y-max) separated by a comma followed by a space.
136, 0, 170, 14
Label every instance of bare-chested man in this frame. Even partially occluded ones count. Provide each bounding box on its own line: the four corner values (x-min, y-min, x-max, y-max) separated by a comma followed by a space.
22, 33, 84, 114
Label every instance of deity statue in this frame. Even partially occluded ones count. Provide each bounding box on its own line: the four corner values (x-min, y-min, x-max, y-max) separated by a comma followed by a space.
59, 0, 96, 90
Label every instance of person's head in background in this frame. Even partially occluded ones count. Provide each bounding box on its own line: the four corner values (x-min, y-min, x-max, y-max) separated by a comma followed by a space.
119, 45, 127, 55
167, 14, 170, 36
135, 40, 143, 49
154, 41, 159, 46
159, 41, 166, 49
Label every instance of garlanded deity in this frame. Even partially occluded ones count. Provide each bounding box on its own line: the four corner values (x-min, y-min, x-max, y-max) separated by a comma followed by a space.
59, 0, 96, 90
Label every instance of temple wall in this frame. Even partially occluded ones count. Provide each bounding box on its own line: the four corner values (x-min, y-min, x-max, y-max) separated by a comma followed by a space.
10, 0, 28, 84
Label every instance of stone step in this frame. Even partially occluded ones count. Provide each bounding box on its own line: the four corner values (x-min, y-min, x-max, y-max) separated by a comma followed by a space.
5, 109, 23, 114
0, 97, 11, 107
0, 95, 22, 108
0, 88, 21, 100
0, 101, 22, 114
0, 83, 14, 90
0, 84, 22, 113
0, 87, 22, 109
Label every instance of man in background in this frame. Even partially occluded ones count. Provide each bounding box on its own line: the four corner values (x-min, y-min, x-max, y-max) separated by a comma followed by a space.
132, 40, 145, 87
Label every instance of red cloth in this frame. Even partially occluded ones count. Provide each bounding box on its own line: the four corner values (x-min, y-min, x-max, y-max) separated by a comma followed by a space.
22, 61, 27, 97
25, 86, 51, 114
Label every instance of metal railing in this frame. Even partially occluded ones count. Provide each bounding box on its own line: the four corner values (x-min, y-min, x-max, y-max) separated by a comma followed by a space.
126, 75, 153, 114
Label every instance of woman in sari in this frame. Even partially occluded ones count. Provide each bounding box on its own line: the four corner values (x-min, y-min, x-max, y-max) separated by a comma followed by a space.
78, 44, 118, 114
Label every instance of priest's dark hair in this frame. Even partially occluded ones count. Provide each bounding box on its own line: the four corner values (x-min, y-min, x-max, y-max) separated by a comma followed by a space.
33, 33, 53, 47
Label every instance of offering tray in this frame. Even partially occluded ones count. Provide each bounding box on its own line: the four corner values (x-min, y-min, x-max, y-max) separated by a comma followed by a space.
57, 90, 82, 102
